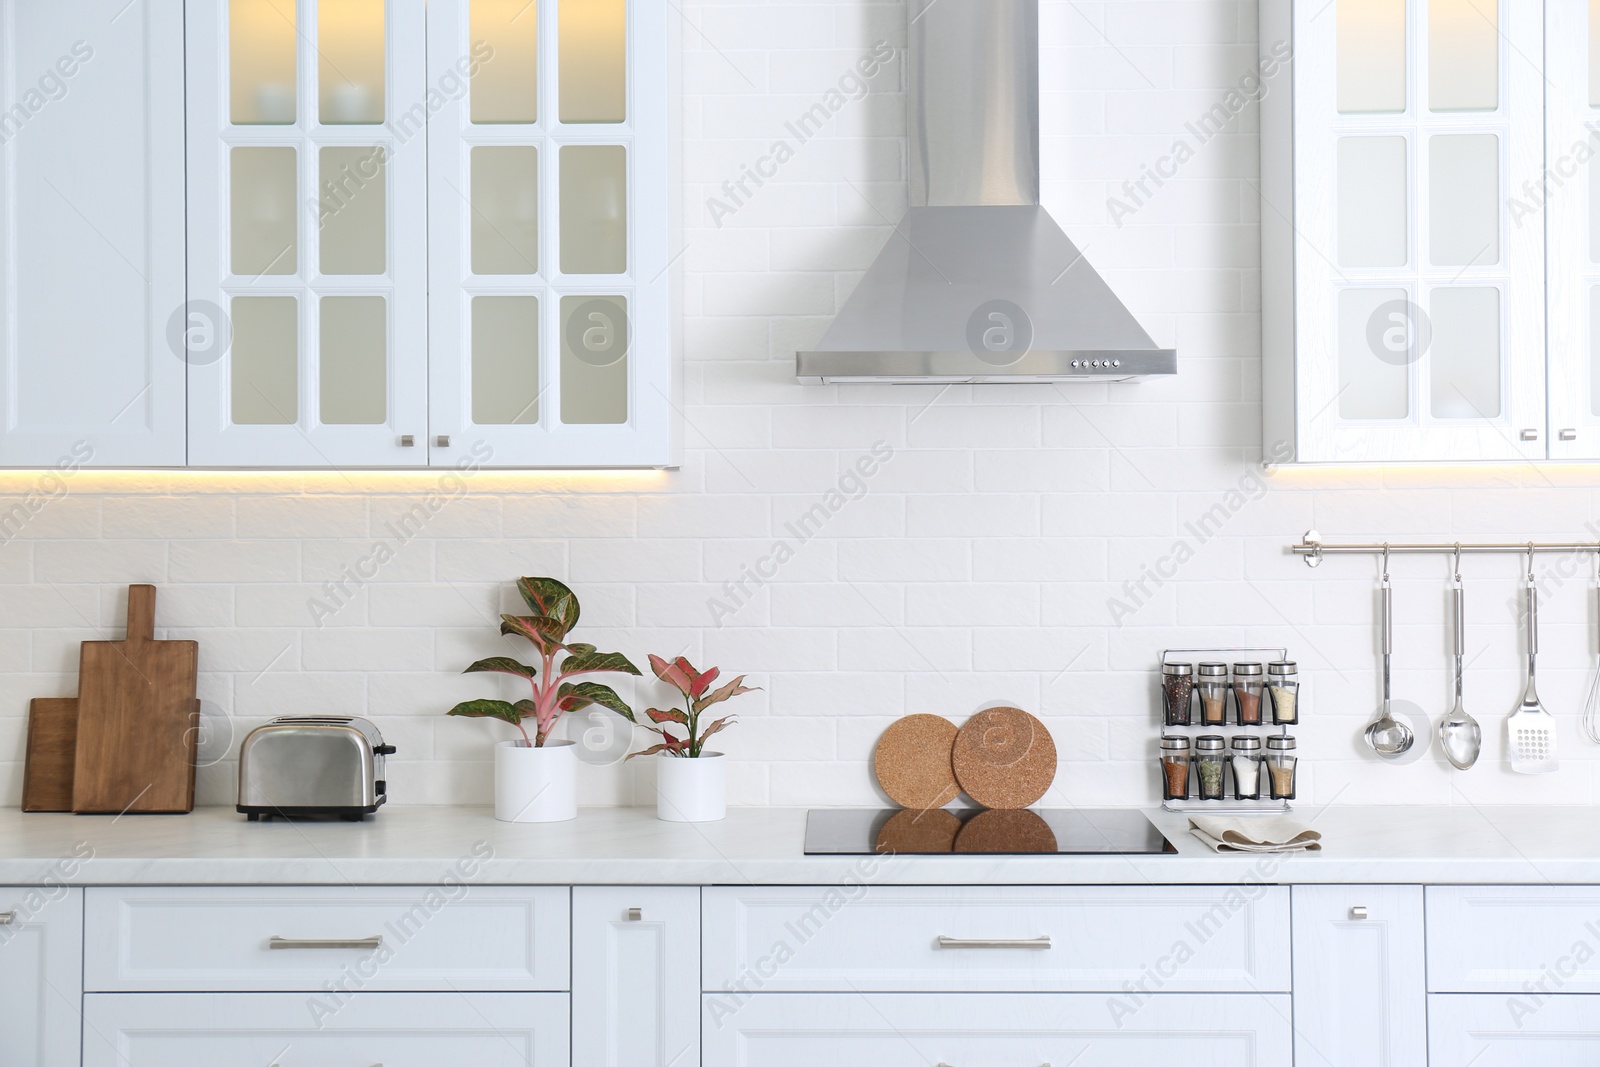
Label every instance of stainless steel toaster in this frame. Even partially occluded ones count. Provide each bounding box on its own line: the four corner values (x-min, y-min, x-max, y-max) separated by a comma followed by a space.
237, 716, 393, 821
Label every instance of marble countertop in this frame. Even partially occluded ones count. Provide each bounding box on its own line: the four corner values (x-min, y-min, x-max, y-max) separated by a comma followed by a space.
3, 805, 1600, 885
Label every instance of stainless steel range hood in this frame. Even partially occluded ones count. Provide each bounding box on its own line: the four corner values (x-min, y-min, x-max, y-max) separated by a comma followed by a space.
796, 0, 1176, 385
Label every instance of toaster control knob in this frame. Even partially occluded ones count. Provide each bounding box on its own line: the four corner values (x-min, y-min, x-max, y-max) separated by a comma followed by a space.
375, 744, 396, 756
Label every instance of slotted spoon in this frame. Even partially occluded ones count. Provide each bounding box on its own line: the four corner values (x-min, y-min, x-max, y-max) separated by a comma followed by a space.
1508, 559, 1558, 774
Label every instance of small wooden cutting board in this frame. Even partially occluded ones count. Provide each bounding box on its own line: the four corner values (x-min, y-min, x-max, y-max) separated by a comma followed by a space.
71, 585, 199, 814
22, 698, 78, 813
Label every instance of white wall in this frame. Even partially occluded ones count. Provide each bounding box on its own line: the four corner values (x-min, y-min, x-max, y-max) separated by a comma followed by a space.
3, 0, 1598, 809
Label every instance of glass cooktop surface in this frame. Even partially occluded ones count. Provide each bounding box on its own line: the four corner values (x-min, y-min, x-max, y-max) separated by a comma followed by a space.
803, 808, 1177, 856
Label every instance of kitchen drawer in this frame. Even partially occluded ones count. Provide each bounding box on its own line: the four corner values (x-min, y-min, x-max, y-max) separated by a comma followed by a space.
83, 992, 566, 1066
1429, 994, 1600, 1063
703, 885, 1290, 992
85, 886, 569, 992
702, 992, 1294, 1066
1427, 886, 1600, 992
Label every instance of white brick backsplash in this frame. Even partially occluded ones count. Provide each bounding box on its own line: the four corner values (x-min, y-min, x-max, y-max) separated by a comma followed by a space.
2, 1, 1590, 811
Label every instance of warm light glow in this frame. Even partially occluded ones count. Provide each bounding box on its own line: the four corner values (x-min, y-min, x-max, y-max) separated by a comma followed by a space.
559, 0, 626, 124
472, 0, 539, 124
230, 0, 297, 125
1591, 0, 1600, 107
1337, 0, 1407, 114
0, 468, 673, 495
318, 0, 387, 124
1264, 461, 1600, 488
1429, 0, 1498, 111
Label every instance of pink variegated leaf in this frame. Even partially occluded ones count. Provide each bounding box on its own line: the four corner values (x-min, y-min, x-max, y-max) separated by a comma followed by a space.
692, 674, 759, 714
645, 706, 690, 727
500, 613, 567, 656
697, 715, 737, 746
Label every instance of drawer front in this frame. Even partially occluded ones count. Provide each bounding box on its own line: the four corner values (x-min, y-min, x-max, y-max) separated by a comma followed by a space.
85, 886, 569, 992
703, 885, 1290, 992
1429, 994, 1600, 1063
83, 992, 567, 1066
703, 992, 1294, 1066
1428, 886, 1600, 992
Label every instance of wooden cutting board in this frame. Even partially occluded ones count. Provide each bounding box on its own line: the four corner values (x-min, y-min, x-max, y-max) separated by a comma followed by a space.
22, 698, 78, 813
71, 585, 199, 814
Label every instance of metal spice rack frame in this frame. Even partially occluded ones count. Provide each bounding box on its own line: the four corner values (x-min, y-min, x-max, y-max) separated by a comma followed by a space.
1159, 646, 1294, 814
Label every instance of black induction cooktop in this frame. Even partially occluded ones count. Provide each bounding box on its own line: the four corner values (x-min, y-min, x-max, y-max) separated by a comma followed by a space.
804, 807, 1177, 856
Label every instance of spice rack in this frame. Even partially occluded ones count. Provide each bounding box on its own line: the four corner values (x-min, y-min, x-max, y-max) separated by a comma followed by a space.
1158, 646, 1297, 814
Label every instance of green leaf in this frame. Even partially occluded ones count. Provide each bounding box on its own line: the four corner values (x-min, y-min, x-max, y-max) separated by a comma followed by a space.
563, 642, 597, 657
500, 614, 568, 655
560, 648, 641, 678
557, 681, 634, 721
692, 674, 759, 714
645, 706, 690, 727
463, 656, 537, 680
517, 577, 579, 635
446, 698, 524, 725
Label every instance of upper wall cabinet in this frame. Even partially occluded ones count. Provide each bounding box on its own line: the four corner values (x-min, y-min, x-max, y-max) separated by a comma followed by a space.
1263, 0, 1548, 463
186, 0, 672, 469
0, 0, 186, 468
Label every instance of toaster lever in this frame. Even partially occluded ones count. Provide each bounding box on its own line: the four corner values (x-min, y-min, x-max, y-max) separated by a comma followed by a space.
374, 744, 396, 756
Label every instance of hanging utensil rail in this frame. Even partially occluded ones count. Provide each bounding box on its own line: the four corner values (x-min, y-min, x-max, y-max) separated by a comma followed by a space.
1293, 530, 1600, 567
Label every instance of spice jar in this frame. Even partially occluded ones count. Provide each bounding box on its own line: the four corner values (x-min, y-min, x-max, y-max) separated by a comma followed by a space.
1194, 735, 1227, 800
1266, 735, 1297, 800
1268, 661, 1299, 725
1161, 663, 1195, 727
1232, 662, 1264, 725
1230, 735, 1263, 800
1159, 735, 1191, 801
1197, 663, 1230, 726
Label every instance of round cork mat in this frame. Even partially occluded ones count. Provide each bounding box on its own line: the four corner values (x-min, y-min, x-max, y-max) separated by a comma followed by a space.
873, 714, 961, 810
954, 808, 1058, 854
951, 706, 1056, 809
874, 807, 961, 855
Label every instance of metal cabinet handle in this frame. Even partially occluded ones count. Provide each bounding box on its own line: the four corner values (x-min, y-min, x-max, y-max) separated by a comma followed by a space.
936, 935, 1051, 950
0, 912, 14, 925
399, 434, 415, 447
939, 1062, 1049, 1067
626, 907, 643, 921
268, 936, 383, 951
435, 434, 451, 447
1349, 906, 1369, 920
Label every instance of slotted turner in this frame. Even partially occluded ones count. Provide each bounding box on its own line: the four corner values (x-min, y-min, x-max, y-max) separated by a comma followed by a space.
1508, 565, 1559, 774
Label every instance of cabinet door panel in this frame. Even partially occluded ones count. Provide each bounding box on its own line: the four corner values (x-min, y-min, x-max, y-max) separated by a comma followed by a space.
574, 886, 699, 1067
83, 992, 567, 1067
703, 992, 1294, 1067
1430, 994, 1600, 1064
0, 0, 185, 467
1292, 884, 1426, 1067
0, 888, 83, 1067
1428, 885, 1600, 992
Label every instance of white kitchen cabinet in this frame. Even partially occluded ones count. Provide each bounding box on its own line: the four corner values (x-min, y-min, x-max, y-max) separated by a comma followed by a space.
1430, 994, 1600, 1063
84, 884, 570, 992
573, 886, 699, 1067
1291, 884, 1427, 1067
1427, 885, 1600, 992
702, 991, 1295, 1066
1262, 0, 1547, 462
0, 0, 186, 468
425, 0, 674, 469
83, 991, 567, 1066
703, 884, 1292, 992
0, 887, 83, 1067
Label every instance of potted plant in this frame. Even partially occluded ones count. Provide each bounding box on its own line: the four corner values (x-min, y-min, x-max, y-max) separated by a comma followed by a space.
616, 655, 758, 822
447, 577, 639, 822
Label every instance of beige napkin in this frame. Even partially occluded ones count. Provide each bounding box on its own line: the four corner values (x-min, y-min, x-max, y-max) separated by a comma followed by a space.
1188, 814, 1322, 854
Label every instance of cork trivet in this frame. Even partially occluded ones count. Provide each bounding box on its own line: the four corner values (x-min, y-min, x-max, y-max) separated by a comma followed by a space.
953, 808, 1058, 854
873, 714, 961, 810
951, 706, 1056, 809
874, 807, 961, 855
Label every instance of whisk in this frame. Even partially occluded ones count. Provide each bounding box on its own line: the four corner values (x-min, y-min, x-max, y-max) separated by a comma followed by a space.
1587, 553, 1600, 745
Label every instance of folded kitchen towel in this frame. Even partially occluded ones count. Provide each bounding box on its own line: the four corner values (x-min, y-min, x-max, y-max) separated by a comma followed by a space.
1188, 814, 1322, 854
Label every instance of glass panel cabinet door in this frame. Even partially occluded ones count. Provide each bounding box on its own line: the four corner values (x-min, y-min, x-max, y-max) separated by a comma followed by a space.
1547, 1, 1600, 458
187, 0, 428, 467
426, 0, 672, 468
0, 0, 186, 468
1273, 0, 1545, 462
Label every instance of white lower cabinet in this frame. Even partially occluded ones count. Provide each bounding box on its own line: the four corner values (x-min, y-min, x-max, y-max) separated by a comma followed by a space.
1429, 994, 1600, 1064
574, 886, 700, 1067
82, 992, 567, 1065
701, 992, 1294, 1066
1291, 885, 1427, 1066
0, 887, 82, 1067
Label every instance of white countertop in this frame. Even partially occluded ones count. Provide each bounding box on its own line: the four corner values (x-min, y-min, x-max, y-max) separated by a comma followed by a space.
3, 805, 1600, 885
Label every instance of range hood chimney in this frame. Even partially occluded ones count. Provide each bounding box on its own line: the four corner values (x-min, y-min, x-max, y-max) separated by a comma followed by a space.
796, 0, 1177, 385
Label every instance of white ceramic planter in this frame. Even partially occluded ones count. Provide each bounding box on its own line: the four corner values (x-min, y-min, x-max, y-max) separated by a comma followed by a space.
655, 751, 726, 822
495, 739, 577, 823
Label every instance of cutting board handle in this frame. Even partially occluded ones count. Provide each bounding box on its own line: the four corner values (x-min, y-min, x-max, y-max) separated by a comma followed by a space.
125, 584, 157, 643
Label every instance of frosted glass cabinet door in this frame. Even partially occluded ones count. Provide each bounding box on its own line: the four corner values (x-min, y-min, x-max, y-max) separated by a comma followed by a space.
0, 888, 84, 1067
426, 0, 673, 468
0, 0, 186, 467
186, 0, 429, 468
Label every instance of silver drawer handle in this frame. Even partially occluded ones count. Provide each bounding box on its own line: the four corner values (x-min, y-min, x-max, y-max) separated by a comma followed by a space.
936, 935, 1052, 950
0, 912, 15, 925
268, 936, 383, 951
939, 1063, 1049, 1067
